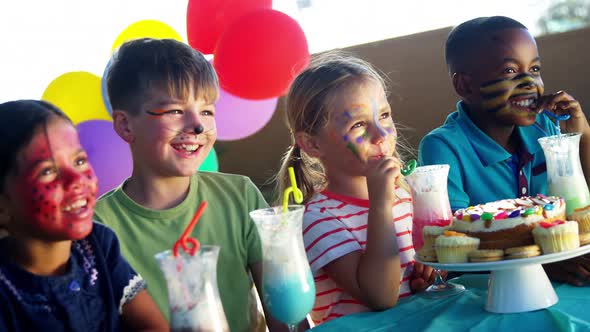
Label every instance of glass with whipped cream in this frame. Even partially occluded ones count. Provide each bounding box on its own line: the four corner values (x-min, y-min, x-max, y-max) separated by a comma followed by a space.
407, 164, 463, 298
406, 164, 453, 251
155, 246, 229, 332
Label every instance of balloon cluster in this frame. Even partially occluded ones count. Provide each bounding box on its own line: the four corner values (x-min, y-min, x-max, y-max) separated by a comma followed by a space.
187, 0, 310, 100
42, 20, 217, 196
188, 0, 309, 140
40, 2, 309, 195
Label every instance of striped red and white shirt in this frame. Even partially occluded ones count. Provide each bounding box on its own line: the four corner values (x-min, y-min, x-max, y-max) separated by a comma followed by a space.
303, 187, 415, 325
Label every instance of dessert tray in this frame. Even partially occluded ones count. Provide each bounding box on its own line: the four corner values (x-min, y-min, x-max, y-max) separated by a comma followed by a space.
416, 244, 590, 314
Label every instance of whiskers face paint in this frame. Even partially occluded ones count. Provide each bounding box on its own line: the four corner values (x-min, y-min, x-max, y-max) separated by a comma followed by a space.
145, 109, 216, 137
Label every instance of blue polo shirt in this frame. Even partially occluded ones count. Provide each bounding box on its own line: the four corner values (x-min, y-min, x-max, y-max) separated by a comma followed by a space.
418, 101, 558, 211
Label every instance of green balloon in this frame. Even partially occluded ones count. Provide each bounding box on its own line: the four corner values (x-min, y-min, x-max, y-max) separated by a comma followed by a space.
199, 147, 218, 172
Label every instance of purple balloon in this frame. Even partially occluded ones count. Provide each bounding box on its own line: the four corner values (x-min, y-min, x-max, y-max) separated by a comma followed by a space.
77, 120, 132, 196
215, 87, 278, 141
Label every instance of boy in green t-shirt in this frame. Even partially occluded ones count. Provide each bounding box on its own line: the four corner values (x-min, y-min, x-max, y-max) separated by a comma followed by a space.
94, 38, 296, 331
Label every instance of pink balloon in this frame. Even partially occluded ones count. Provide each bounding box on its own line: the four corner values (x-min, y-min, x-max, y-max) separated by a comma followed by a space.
215, 87, 278, 141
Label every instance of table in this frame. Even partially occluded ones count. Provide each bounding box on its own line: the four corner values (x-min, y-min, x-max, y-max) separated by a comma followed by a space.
309, 274, 590, 332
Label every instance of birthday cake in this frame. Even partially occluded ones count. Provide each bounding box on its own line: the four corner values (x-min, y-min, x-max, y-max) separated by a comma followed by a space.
451, 195, 566, 249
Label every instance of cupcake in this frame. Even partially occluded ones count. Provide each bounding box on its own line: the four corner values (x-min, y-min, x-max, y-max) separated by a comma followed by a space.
568, 204, 590, 233
579, 232, 590, 246
434, 231, 480, 263
422, 225, 450, 252
532, 220, 580, 254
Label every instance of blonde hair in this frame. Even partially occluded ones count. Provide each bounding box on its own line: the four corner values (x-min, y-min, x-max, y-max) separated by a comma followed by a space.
276, 51, 409, 204
107, 38, 219, 114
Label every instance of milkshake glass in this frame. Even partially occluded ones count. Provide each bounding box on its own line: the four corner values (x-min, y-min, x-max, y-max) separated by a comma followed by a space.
405, 164, 453, 251
538, 133, 590, 215
406, 164, 463, 298
155, 245, 229, 332
249, 205, 315, 331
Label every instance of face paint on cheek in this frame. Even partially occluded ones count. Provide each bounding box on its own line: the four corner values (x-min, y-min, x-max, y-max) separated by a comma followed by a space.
480, 78, 515, 113
341, 134, 361, 161
346, 142, 361, 160
23, 181, 60, 229
480, 74, 541, 114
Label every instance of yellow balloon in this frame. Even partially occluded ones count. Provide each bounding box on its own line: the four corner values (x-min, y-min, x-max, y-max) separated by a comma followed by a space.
111, 20, 183, 53
42, 72, 111, 125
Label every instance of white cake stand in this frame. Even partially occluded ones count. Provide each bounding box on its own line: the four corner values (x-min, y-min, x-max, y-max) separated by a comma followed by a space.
417, 244, 590, 313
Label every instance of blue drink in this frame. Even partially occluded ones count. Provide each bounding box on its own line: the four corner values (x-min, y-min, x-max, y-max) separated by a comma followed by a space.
263, 271, 315, 325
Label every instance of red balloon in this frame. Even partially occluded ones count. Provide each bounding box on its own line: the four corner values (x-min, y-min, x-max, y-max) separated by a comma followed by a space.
186, 0, 271, 55
214, 9, 310, 100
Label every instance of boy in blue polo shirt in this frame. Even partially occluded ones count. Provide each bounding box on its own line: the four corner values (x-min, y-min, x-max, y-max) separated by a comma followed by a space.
419, 16, 590, 285
419, 16, 590, 210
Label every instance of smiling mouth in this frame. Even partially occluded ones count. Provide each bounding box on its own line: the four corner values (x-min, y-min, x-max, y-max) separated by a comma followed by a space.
509, 95, 538, 112
172, 143, 201, 155
61, 198, 92, 218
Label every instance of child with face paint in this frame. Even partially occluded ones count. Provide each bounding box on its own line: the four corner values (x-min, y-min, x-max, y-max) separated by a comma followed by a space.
277, 53, 437, 325
419, 16, 590, 286
0, 100, 167, 331
95, 38, 292, 332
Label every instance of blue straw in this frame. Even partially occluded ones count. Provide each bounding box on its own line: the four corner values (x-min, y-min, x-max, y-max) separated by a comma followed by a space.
542, 109, 570, 121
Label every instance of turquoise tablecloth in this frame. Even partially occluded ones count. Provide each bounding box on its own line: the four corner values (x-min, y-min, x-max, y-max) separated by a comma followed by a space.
309, 274, 590, 332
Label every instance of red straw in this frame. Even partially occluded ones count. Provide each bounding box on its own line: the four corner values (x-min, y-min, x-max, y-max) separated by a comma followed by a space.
173, 201, 207, 257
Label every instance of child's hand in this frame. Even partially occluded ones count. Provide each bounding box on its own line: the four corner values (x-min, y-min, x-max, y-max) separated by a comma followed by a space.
366, 157, 401, 204
410, 262, 445, 293
539, 91, 590, 135
544, 255, 590, 286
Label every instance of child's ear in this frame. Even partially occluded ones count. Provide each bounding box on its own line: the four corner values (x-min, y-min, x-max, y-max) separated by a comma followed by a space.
112, 110, 135, 143
295, 132, 323, 158
452, 72, 473, 100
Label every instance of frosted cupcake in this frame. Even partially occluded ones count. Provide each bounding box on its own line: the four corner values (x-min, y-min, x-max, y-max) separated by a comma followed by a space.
532, 220, 580, 254
568, 205, 590, 234
434, 231, 480, 263
422, 225, 450, 252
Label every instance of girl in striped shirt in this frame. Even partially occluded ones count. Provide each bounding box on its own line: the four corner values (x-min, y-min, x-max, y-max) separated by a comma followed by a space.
276, 52, 437, 325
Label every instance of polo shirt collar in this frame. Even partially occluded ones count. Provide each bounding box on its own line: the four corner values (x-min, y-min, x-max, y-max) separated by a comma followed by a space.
451, 101, 543, 167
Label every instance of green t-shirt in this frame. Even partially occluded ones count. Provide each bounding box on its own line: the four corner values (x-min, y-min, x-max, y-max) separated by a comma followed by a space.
94, 172, 267, 332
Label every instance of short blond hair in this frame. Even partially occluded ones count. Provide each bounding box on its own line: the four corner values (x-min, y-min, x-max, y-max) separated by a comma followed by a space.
107, 38, 219, 114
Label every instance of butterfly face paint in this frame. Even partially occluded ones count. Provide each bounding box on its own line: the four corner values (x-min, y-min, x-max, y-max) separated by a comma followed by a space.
479, 73, 543, 116
5, 118, 98, 241
337, 100, 397, 162
317, 78, 397, 177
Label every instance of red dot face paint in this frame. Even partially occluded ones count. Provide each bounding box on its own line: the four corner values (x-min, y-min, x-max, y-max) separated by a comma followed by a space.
5, 119, 98, 241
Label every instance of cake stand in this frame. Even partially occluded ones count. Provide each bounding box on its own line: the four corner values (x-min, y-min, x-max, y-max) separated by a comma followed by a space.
417, 244, 590, 313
